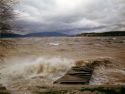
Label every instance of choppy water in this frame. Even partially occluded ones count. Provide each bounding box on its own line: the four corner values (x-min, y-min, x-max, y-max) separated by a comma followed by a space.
0, 57, 74, 87
0, 37, 125, 93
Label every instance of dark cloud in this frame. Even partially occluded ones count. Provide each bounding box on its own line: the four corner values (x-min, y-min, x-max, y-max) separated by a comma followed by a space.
13, 0, 125, 34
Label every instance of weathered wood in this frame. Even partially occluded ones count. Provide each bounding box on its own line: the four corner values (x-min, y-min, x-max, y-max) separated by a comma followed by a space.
71, 74, 92, 76
58, 81, 88, 84
72, 67, 94, 72
54, 62, 95, 84
54, 59, 113, 85
68, 72, 91, 75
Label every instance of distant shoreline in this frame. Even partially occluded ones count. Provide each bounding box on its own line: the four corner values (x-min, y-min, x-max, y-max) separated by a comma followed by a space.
0, 31, 125, 38
75, 31, 125, 37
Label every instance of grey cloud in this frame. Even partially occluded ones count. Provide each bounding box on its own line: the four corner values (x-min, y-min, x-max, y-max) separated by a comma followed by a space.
13, 0, 125, 34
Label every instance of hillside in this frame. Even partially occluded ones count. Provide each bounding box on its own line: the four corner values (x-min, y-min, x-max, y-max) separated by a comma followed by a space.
0, 32, 67, 38
24, 32, 67, 37
0, 33, 22, 38
76, 31, 125, 37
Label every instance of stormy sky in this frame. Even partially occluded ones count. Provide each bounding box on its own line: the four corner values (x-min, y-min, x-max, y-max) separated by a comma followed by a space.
13, 0, 125, 34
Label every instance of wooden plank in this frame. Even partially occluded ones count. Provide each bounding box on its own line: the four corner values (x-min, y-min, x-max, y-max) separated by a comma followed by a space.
54, 63, 95, 84
68, 71, 91, 74
59, 81, 88, 84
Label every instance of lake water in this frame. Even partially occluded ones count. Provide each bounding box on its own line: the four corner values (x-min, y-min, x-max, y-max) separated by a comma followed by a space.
0, 37, 125, 93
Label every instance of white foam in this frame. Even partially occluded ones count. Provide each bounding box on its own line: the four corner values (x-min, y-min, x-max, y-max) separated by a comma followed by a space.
48, 43, 61, 46
90, 65, 125, 85
0, 56, 74, 85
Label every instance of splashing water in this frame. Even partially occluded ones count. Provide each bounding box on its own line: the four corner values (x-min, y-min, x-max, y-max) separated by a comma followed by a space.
89, 59, 125, 85
0, 56, 125, 92
0, 57, 74, 87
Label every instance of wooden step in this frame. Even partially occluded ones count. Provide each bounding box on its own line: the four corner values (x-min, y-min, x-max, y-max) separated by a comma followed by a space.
54, 64, 94, 84
67, 70, 91, 74
72, 67, 93, 72
70, 73, 91, 76
54, 59, 112, 85
58, 81, 89, 84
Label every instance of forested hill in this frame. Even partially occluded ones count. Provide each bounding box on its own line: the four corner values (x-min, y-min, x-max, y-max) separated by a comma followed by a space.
0, 32, 67, 38
76, 31, 125, 37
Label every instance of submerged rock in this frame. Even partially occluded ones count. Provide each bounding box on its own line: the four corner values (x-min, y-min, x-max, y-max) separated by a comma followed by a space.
0, 84, 10, 94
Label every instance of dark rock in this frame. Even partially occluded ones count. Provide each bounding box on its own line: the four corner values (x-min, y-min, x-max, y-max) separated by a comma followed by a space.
0, 84, 11, 94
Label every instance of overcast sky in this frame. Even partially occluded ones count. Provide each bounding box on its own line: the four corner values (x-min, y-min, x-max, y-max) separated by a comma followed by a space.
13, 0, 125, 34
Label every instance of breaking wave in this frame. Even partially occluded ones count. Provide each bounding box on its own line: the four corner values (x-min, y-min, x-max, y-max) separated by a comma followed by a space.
0, 57, 74, 86
89, 59, 125, 85
0, 57, 125, 90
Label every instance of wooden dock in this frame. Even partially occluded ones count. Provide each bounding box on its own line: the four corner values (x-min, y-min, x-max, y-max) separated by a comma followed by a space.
54, 63, 95, 84
54, 59, 112, 85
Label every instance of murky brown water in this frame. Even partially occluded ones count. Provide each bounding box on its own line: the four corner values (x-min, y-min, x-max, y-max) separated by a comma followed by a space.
0, 37, 125, 93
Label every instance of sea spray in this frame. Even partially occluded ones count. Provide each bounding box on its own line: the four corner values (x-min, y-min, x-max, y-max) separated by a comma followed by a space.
0, 56, 74, 86
89, 59, 125, 85
1, 57, 125, 89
